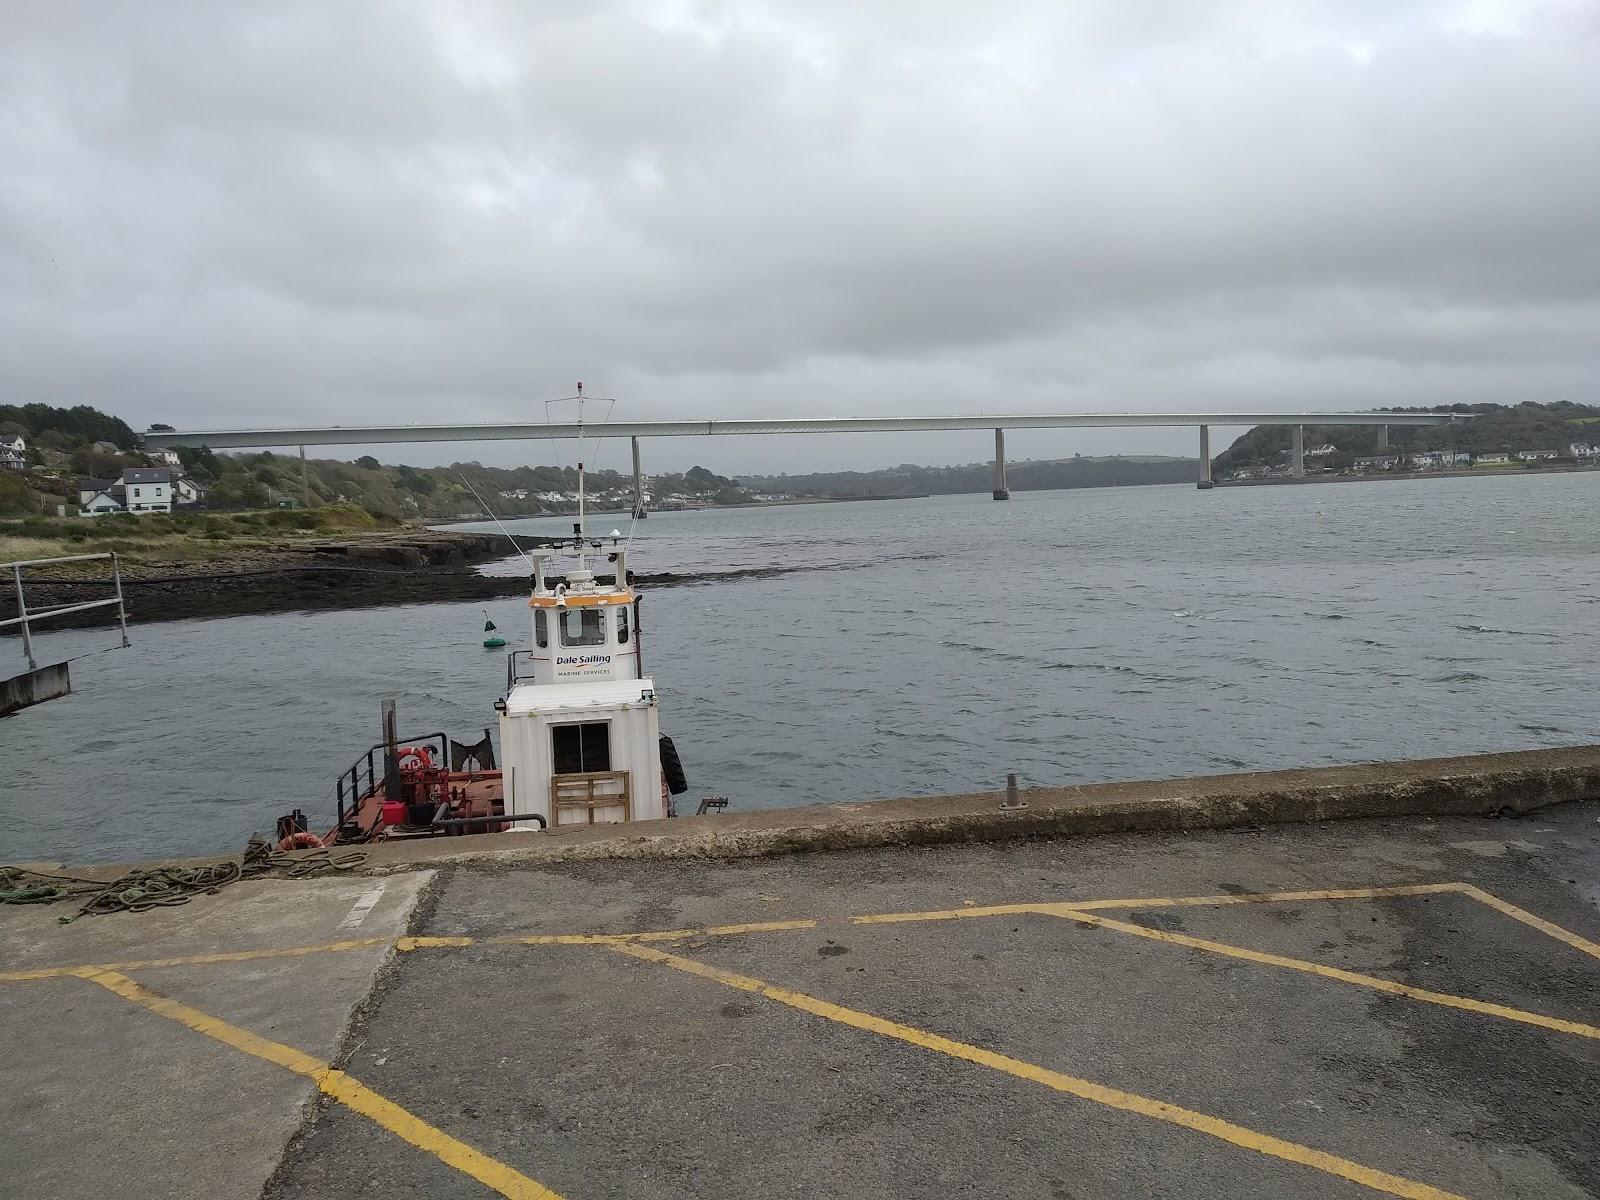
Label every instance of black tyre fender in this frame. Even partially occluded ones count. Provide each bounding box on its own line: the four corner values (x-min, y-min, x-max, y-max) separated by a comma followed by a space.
659, 734, 689, 795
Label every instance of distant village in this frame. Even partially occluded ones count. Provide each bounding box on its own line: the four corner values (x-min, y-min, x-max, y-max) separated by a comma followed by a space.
1225, 440, 1600, 482
0, 431, 208, 516
490, 484, 788, 512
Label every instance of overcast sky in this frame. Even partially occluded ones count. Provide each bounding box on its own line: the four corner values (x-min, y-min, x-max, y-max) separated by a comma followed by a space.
4, 1, 1598, 473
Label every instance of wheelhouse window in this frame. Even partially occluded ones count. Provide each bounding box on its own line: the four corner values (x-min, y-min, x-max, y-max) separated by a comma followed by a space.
534, 610, 548, 648
616, 606, 630, 644
552, 721, 611, 774
559, 607, 607, 647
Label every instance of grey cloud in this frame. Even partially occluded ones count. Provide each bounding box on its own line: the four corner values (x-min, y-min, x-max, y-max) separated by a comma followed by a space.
2, 0, 1598, 471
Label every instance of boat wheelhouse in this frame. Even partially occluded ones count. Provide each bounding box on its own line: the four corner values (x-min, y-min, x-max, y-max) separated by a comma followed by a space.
497, 538, 668, 827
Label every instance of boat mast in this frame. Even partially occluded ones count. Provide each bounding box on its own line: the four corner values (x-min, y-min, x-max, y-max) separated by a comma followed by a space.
575, 381, 586, 573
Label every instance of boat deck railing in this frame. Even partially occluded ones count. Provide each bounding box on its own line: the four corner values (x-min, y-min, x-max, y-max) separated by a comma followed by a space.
505, 651, 541, 690
335, 731, 449, 829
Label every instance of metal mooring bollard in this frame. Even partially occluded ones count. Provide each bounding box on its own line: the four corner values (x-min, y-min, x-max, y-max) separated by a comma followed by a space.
1001, 771, 1026, 810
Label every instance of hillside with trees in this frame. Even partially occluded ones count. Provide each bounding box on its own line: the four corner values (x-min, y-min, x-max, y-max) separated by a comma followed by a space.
1213, 401, 1600, 475
0, 402, 748, 518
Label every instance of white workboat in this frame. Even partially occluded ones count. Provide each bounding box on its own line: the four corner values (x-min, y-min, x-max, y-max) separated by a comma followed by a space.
277, 391, 695, 849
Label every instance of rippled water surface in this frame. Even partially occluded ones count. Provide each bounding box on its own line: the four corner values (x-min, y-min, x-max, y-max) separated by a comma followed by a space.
5, 472, 1598, 863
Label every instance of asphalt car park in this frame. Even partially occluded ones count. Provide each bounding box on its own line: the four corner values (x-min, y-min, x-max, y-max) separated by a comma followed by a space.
6, 805, 1599, 1199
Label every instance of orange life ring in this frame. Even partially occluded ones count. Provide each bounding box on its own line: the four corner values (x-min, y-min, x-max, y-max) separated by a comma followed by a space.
276, 831, 324, 852
396, 745, 434, 769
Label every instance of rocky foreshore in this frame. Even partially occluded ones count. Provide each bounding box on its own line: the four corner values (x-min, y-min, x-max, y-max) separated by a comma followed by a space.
2, 530, 535, 627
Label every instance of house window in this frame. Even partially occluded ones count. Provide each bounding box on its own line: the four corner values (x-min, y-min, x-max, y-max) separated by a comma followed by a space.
534, 610, 548, 648
559, 607, 607, 647
551, 722, 611, 774
133, 487, 141, 498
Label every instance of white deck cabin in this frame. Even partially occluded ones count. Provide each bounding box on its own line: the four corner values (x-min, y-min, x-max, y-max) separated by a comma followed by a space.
497, 542, 666, 828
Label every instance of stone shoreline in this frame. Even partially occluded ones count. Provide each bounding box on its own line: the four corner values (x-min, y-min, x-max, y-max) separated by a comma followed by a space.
1, 529, 823, 627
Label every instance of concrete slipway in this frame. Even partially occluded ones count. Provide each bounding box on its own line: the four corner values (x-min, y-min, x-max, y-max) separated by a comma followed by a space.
3, 747, 1599, 1199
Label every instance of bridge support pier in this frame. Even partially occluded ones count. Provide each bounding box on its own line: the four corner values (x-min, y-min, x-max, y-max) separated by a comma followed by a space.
1292, 425, 1306, 479
299, 445, 311, 508
1378, 424, 1389, 452
631, 436, 647, 520
1197, 424, 1214, 490
992, 428, 1010, 500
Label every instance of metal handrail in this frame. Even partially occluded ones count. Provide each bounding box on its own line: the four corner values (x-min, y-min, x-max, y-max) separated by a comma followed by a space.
4, 552, 129, 670
4, 551, 123, 569
506, 650, 543, 690
335, 731, 449, 824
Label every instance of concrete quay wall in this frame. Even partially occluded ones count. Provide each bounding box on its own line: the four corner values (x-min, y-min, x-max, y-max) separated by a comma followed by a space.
357, 744, 1600, 873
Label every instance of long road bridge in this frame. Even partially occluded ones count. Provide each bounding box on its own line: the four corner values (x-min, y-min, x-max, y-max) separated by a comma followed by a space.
142, 410, 1466, 509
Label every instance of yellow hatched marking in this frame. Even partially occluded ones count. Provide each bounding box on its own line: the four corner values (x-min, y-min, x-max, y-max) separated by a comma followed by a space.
1040, 906, 1600, 1042
75, 969, 563, 1200
610, 942, 1468, 1200
1453, 883, 1600, 963
0, 937, 393, 982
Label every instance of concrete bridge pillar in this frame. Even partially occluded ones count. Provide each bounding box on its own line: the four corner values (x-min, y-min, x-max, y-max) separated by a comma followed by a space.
1197, 424, 1214, 490
631, 436, 647, 520
992, 428, 1010, 500
1292, 425, 1306, 479
1378, 424, 1390, 452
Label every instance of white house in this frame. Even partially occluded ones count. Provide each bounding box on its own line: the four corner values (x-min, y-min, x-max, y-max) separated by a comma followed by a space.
0, 434, 24, 455
1569, 443, 1595, 459
0, 448, 24, 472
121, 467, 173, 513
1453, 452, 1473, 465
79, 467, 202, 516
78, 478, 126, 514
156, 449, 183, 467
1477, 453, 1510, 464
1516, 450, 1559, 462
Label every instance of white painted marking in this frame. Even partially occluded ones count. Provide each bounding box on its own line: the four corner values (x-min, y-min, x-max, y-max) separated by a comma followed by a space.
337, 885, 387, 930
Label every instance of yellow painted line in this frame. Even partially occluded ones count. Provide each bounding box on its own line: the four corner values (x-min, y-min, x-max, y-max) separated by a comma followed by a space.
397, 936, 476, 951
848, 884, 1465, 928
610, 942, 1468, 1200
74, 968, 563, 1199
1452, 883, 1600, 963
703, 919, 818, 936
489, 923, 814, 946
852, 901, 1047, 926
1069, 882, 1466, 912
1040, 906, 1600, 1042
490, 929, 698, 946
317, 1070, 562, 1199
0, 937, 393, 983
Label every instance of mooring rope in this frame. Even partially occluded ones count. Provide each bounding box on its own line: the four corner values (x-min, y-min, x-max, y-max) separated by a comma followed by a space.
0, 836, 368, 923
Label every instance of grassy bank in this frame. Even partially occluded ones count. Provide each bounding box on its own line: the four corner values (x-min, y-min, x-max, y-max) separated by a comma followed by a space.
0, 505, 395, 568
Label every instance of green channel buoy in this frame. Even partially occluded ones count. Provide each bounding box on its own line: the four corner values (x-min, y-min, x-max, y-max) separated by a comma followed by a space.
482, 610, 506, 649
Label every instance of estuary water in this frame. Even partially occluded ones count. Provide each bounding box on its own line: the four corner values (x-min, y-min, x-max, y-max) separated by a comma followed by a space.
4, 471, 1598, 864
